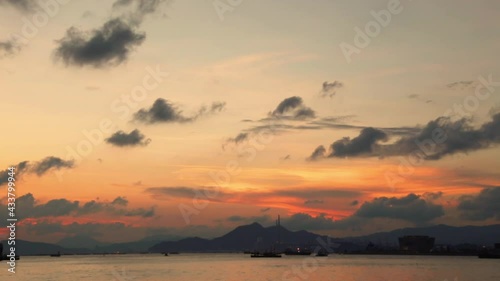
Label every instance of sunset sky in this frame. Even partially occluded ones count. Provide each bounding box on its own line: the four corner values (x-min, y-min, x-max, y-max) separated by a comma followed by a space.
0, 0, 499, 244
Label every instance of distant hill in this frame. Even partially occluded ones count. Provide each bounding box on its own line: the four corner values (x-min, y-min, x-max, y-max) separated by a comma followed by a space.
57, 235, 107, 249
1, 240, 69, 256
149, 223, 500, 253
2, 224, 499, 255
149, 222, 329, 253
345, 224, 500, 246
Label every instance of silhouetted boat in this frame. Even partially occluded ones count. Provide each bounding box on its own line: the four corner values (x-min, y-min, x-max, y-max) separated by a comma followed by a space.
164, 253, 169, 256
250, 215, 282, 258
251, 252, 282, 258
285, 247, 312, 256
50, 251, 61, 257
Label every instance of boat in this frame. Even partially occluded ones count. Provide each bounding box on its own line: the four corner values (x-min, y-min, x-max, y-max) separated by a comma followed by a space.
284, 247, 312, 256
250, 215, 282, 258
315, 249, 329, 257
250, 252, 282, 258
478, 243, 500, 259
164, 253, 169, 256
50, 251, 61, 257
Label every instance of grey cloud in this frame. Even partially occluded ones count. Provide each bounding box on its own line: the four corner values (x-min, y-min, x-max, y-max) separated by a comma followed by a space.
354, 193, 444, 223
0, 0, 37, 12
146, 186, 361, 205
133, 98, 225, 124
225, 215, 272, 225
54, 18, 146, 68
283, 213, 337, 231
329, 127, 387, 158
0, 39, 22, 58
311, 113, 500, 160
307, 145, 326, 161
106, 129, 150, 147
112, 196, 129, 206
271, 96, 315, 120
320, 81, 343, 98
226, 133, 249, 145
458, 187, 500, 221
31, 157, 74, 176
447, 80, 475, 90
5, 194, 155, 220
0, 157, 73, 186
146, 186, 231, 202
112, 0, 171, 25
304, 199, 324, 205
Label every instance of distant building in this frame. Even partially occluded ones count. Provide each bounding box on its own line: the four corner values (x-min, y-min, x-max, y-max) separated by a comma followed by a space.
398, 236, 435, 253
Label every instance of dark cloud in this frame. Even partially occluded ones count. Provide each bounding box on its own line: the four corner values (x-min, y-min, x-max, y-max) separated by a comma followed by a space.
0, 161, 29, 186
146, 186, 361, 206
307, 145, 326, 161
329, 127, 387, 158
31, 157, 74, 176
112, 196, 129, 206
320, 81, 343, 98
226, 133, 249, 145
133, 98, 225, 124
304, 199, 324, 205
0, 39, 22, 58
271, 96, 315, 120
105, 129, 150, 147
1, 193, 155, 220
145, 186, 231, 202
311, 113, 500, 160
447, 80, 475, 90
283, 213, 337, 231
457, 187, 500, 221
354, 193, 444, 223
225, 215, 272, 225
0, 0, 38, 12
0, 157, 73, 186
54, 18, 146, 68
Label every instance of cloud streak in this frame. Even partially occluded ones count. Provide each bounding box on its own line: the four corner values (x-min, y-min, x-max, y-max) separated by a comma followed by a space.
0, 39, 22, 58
133, 98, 226, 124
309, 113, 500, 160
0, 156, 74, 186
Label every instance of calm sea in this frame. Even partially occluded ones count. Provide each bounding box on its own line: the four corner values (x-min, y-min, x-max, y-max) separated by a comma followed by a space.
0, 254, 498, 280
